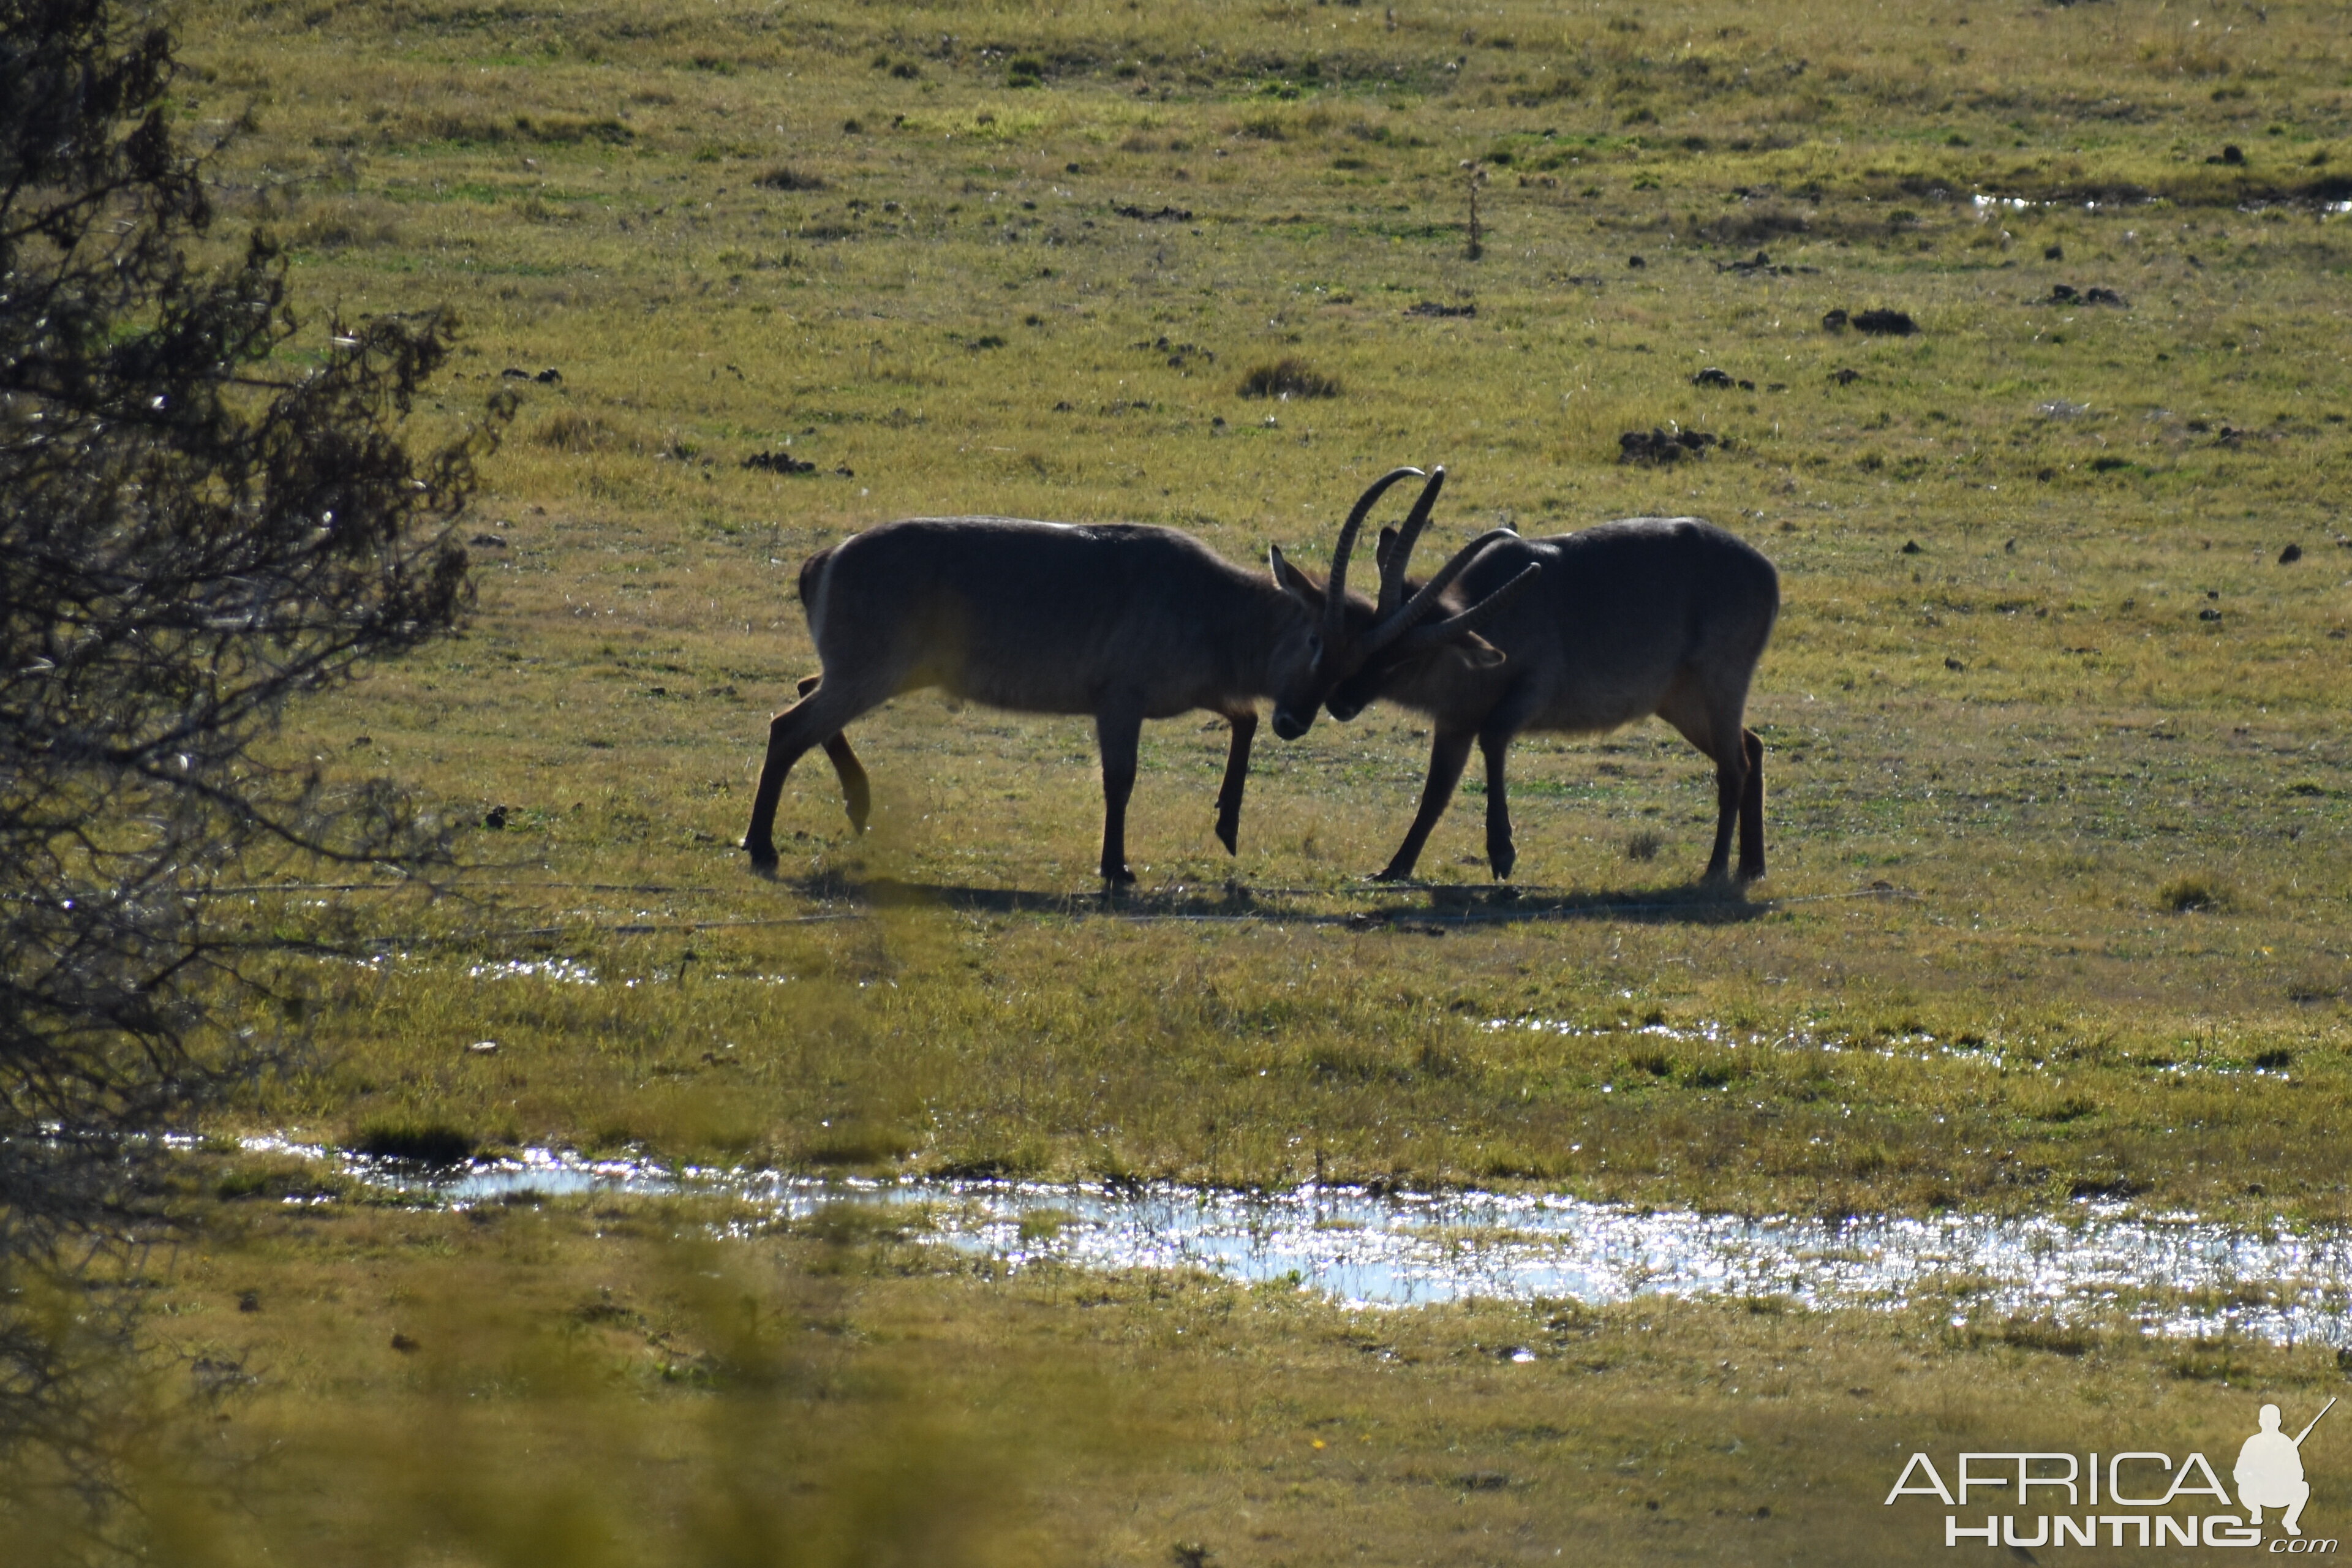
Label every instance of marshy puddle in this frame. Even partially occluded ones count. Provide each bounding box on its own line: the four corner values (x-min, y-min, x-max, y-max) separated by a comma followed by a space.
464, 958, 601, 986
255, 1139, 2351, 1346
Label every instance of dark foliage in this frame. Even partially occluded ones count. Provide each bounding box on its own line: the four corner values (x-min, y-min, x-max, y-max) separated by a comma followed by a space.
1823, 306, 1918, 334
1236, 356, 1340, 399
1618, 428, 1719, 464
1, 0, 507, 1493
753, 164, 826, 191
352, 1121, 478, 1165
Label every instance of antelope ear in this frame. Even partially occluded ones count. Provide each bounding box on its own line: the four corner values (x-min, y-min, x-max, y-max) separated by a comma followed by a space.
1460, 631, 1507, 669
1269, 545, 1319, 603
1374, 526, 1398, 572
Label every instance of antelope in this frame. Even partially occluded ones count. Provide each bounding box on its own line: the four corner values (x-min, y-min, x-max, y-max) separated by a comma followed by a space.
741, 469, 1535, 883
1317, 468, 1781, 883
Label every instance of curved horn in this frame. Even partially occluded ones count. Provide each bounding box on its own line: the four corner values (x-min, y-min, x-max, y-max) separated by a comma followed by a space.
1400, 561, 1544, 651
1376, 466, 1448, 618
1363, 528, 1522, 655
1326, 466, 1424, 645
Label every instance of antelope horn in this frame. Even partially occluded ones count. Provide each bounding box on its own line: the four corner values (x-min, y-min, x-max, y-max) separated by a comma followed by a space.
1400, 561, 1544, 651
1376, 466, 1448, 619
1363, 528, 1523, 655
1326, 466, 1425, 646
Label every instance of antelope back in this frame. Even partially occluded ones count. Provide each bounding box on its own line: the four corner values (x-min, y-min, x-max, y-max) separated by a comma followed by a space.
801, 518, 1314, 718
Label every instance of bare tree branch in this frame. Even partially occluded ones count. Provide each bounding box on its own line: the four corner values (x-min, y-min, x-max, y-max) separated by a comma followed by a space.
2, 0, 510, 1524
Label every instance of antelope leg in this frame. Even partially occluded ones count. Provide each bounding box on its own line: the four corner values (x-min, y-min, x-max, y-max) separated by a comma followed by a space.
1656, 681, 1751, 886
1094, 700, 1144, 885
1702, 748, 1745, 881
1213, 709, 1259, 855
1478, 731, 1517, 881
1474, 682, 1542, 882
796, 674, 872, 833
745, 677, 883, 870
824, 734, 871, 834
1736, 727, 1766, 881
1372, 727, 1476, 882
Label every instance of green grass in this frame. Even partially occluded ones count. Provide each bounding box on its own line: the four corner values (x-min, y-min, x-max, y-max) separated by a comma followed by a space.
23, 0, 2352, 1556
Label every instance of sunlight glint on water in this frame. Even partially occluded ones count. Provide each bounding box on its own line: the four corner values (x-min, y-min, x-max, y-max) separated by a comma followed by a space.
247, 1137, 2351, 1346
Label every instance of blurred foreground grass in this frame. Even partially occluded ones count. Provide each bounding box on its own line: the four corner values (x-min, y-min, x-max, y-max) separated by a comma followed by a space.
10, 1199, 2340, 1566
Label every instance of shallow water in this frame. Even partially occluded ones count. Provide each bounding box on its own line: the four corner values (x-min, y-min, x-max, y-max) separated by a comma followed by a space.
253, 1138, 2351, 1345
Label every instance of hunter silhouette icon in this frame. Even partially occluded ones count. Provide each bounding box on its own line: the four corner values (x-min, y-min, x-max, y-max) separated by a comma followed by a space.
2237, 1396, 2335, 1536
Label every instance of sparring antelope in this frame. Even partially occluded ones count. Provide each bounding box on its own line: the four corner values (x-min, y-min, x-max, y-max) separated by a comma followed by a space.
1318, 469, 1781, 883
741, 469, 1534, 883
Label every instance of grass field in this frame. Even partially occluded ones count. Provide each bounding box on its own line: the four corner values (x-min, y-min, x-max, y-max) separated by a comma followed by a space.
17, 0, 2352, 1558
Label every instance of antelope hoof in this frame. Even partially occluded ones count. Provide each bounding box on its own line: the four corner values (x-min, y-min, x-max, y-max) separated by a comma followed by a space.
1488, 848, 1515, 881
1215, 821, 1239, 855
1102, 864, 1138, 886
744, 838, 780, 873
1738, 861, 1766, 883
1370, 864, 1415, 884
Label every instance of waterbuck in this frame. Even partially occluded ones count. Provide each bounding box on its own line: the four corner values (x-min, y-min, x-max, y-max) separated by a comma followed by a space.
741, 469, 1531, 883
1319, 469, 1781, 883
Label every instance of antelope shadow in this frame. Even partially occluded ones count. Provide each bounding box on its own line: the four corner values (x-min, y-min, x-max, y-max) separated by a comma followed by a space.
782, 872, 1770, 928
784, 872, 1279, 919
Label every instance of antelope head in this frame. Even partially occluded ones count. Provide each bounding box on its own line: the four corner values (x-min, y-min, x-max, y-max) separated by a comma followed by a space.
1265, 466, 1541, 737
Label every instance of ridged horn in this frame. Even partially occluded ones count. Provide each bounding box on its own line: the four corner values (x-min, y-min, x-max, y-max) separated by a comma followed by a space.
1399, 560, 1544, 651
1325, 467, 1425, 646
1376, 466, 1447, 619
1363, 528, 1523, 655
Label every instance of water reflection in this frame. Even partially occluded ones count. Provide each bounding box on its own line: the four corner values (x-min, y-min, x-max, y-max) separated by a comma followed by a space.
252, 1138, 2351, 1345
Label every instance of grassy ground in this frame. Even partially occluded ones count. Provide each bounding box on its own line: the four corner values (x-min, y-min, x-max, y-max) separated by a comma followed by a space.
23, 0, 2352, 1556
189, 0, 2352, 1223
